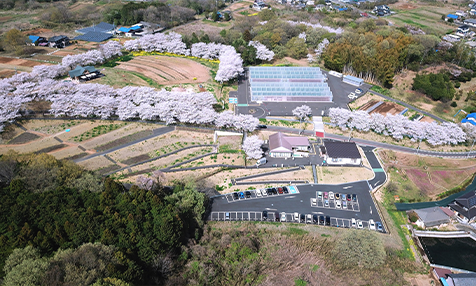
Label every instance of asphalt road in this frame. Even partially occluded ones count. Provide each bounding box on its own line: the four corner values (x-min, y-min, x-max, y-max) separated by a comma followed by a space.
209, 147, 386, 231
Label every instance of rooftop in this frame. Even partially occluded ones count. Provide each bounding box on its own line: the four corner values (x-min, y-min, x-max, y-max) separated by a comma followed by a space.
73, 31, 113, 42
447, 14, 458, 19
269, 132, 310, 153
414, 207, 450, 227
324, 141, 361, 159
68, 65, 98, 78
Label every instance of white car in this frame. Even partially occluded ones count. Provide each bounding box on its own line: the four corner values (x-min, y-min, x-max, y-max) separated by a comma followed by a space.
256, 189, 262, 197
311, 198, 317, 206
357, 220, 363, 229
351, 218, 356, 228
281, 212, 287, 222
348, 92, 356, 99
294, 212, 300, 222
324, 200, 329, 207
355, 88, 363, 94
335, 200, 341, 209
369, 219, 376, 230
306, 214, 312, 224
261, 189, 267, 196
329, 192, 334, 200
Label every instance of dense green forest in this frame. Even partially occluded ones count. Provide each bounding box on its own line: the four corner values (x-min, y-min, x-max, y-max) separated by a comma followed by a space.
0, 152, 208, 285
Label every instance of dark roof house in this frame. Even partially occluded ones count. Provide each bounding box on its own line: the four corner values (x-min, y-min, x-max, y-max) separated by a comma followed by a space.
74, 32, 113, 42
413, 207, 450, 228
323, 141, 362, 166
48, 35, 70, 48
68, 65, 99, 80
449, 190, 476, 221
445, 273, 476, 286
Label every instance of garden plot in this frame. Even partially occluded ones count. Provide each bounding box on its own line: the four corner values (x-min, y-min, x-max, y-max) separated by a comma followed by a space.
108, 130, 213, 162
8, 132, 41, 144
317, 167, 374, 184
49, 146, 86, 160
0, 136, 61, 154
179, 153, 245, 168
0, 126, 29, 144
77, 155, 115, 171
114, 147, 214, 176
66, 122, 127, 143
115, 56, 211, 85
25, 120, 83, 134
79, 123, 158, 150
55, 121, 107, 142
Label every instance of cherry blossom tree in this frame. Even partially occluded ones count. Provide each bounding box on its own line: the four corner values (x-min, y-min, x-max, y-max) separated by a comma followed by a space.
293, 105, 312, 130
191, 42, 223, 59
215, 46, 244, 83
248, 41, 274, 61
315, 38, 330, 59
298, 32, 306, 41
62, 50, 105, 69
123, 32, 190, 55
100, 40, 123, 59
242, 135, 264, 160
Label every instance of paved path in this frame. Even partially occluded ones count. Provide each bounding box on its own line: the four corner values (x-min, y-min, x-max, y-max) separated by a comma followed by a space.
369, 90, 446, 122
74, 126, 175, 163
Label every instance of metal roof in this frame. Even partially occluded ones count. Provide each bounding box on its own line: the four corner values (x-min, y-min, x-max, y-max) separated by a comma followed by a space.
447, 14, 458, 19
324, 141, 361, 159
414, 207, 450, 227
76, 22, 115, 34
49, 35, 69, 42
269, 132, 309, 153
343, 75, 364, 83
68, 65, 98, 78
74, 32, 113, 42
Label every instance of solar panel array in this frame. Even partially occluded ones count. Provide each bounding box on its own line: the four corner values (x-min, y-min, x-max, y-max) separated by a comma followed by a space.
249, 67, 332, 102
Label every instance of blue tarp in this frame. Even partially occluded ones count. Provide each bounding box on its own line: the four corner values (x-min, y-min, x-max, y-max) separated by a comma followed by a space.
447, 14, 458, 19
28, 35, 40, 43
118, 27, 130, 33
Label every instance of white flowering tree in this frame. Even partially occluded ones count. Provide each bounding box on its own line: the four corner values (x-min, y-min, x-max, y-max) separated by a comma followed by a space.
242, 135, 264, 160
215, 46, 244, 83
248, 41, 274, 61
292, 105, 312, 130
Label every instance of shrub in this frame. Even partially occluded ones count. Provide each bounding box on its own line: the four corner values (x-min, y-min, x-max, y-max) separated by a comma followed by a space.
451, 101, 457, 107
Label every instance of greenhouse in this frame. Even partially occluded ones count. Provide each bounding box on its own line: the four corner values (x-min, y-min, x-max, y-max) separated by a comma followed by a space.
249, 67, 333, 102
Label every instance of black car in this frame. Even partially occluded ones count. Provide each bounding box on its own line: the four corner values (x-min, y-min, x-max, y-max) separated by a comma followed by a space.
275, 212, 280, 222
245, 191, 251, 198
325, 216, 331, 226
313, 214, 318, 224
352, 194, 357, 202
257, 124, 267, 129
272, 188, 278, 195
233, 192, 239, 200
262, 211, 268, 221
266, 188, 273, 195
300, 214, 305, 223
283, 186, 289, 194
319, 215, 325, 224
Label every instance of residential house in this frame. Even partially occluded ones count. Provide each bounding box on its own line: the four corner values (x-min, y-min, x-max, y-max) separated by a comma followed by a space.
27, 35, 47, 46
448, 190, 476, 222
68, 65, 100, 81
446, 14, 459, 21
117, 25, 143, 37
470, 3, 476, 16
321, 141, 362, 166
456, 25, 470, 37
268, 132, 310, 158
253, 2, 268, 10
48, 35, 70, 48
455, 10, 467, 18
463, 18, 476, 27
372, 5, 390, 16
138, 21, 164, 34
412, 207, 450, 229
443, 273, 476, 286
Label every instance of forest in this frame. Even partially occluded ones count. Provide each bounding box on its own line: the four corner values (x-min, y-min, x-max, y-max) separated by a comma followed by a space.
0, 152, 208, 285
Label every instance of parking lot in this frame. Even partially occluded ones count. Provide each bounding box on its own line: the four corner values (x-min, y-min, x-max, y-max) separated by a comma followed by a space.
225, 186, 300, 202
310, 191, 360, 212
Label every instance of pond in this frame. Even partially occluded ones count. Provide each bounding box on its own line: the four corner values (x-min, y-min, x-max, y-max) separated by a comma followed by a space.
419, 236, 476, 272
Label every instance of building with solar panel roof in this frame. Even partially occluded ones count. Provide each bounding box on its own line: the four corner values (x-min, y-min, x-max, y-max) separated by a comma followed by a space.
248, 67, 333, 102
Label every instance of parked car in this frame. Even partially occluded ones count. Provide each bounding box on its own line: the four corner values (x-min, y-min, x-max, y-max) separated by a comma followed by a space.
311, 198, 317, 206
272, 188, 278, 195
306, 214, 312, 224
257, 124, 267, 129
225, 212, 230, 220
376, 222, 383, 232
335, 200, 341, 209
341, 193, 346, 201
324, 192, 328, 199
262, 211, 268, 221
347, 194, 352, 201
335, 193, 340, 200
329, 192, 334, 200
355, 88, 363, 94
278, 187, 284, 194
357, 220, 363, 229
300, 213, 305, 223
325, 216, 331, 226
266, 188, 273, 195
352, 194, 357, 202
313, 214, 318, 223
283, 186, 289, 194
281, 212, 287, 222
239, 192, 245, 199
256, 189, 262, 197
233, 192, 239, 200
351, 218, 356, 228
256, 157, 267, 166
294, 212, 300, 222
317, 191, 323, 199
342, 200, 347, 208
369, 219, 376, 230
245, 191, 251, 198
275, 212, 280, 222
261, 189, 267, 196
319, 215, 325, 224
324, 199, 329, 207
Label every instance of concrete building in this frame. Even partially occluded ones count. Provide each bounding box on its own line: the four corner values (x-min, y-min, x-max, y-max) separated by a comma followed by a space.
322, 141, 361, 166
268, 132, 310, 158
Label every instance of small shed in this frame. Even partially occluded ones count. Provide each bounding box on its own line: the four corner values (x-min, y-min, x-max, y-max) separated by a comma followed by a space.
413, 207, 450, 228
28, 35, 47, 46
343, 75, 364, 86
68, 65, 100, 81
447, 14, 458, 20
323, 141, 361, 166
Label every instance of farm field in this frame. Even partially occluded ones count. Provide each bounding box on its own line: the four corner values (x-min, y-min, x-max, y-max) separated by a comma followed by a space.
387, 2, 456, 35
379, 150, 476, 201
115, 55, 211, 85
94, 67, 152, 88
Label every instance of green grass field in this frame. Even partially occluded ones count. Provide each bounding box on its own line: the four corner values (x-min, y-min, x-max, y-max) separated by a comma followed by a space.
388, 5, 456, 35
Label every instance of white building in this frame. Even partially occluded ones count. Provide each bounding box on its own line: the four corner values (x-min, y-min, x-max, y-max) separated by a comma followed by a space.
268, 132, 310, 158
321, 141, 362, 166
